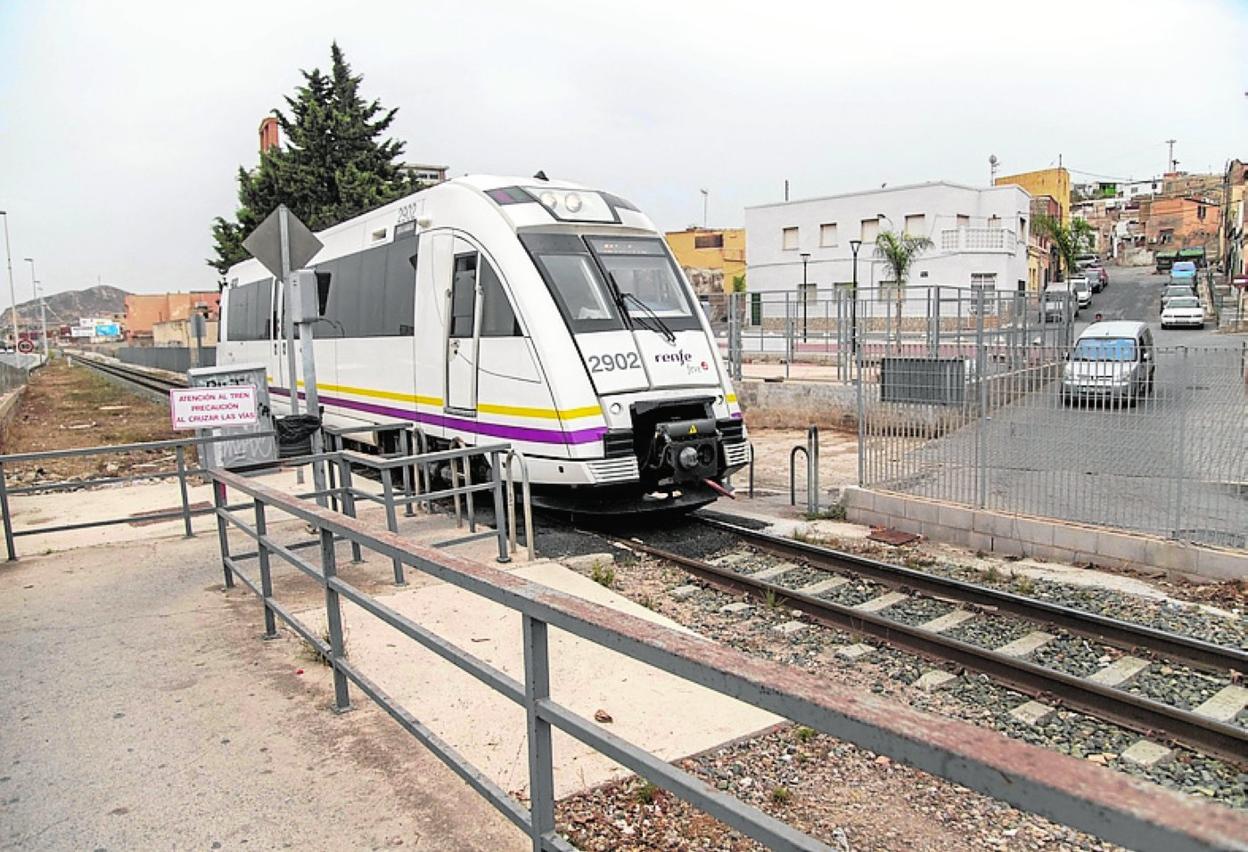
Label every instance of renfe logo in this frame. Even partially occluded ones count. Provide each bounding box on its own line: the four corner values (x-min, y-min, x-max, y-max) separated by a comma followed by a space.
653, 350, 693, 365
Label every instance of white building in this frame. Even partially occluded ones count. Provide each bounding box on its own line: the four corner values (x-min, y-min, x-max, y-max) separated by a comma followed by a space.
745, 181, 1031, 308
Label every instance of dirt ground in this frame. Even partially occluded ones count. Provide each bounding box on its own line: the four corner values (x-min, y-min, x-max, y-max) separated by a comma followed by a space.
0, 358, 181, 480
739, 427, 858, 496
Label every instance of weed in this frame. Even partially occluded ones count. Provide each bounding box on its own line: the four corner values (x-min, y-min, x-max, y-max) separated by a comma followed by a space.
1015, 574, 1036, 595
639, 594, 655, 610
770, 786, 792, 804
590, 560, 616, 589
634, 781, 659, 805
300, 622, 349, 666
983, 565, 1000, 583
802, 503, 847, 522
764, 588, 784, 610
795, 725, 817, 743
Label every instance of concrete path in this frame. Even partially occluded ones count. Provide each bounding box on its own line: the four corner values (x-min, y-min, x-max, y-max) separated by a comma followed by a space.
0, 532, 525, 851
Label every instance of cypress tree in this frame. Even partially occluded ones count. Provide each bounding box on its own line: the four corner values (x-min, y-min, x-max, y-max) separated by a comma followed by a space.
208, 43, 418, 277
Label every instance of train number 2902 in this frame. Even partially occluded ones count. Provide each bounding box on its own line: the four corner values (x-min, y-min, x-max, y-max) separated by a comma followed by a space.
587, 352, 641, 373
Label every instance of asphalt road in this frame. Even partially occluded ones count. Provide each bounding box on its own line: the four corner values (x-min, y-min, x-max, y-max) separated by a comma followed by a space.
872, 264, 1248, 545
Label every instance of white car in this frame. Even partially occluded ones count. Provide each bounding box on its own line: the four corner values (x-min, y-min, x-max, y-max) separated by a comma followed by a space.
1067, 275, 1093, 309
1160, 295, 1205, 329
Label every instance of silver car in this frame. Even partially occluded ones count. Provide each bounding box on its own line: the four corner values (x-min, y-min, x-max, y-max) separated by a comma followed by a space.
1061, 321, 1155, 405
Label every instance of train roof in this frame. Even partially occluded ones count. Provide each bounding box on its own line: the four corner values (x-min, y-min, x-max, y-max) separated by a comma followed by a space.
223, 175, 655, 285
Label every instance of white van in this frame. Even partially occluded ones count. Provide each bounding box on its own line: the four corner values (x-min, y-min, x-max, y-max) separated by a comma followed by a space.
1061, 321, 1155, 405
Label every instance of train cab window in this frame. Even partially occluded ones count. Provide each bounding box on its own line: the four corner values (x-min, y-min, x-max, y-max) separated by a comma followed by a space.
479, 259, 521, 337
450, 254, 477, 338
226, 278, 273, 341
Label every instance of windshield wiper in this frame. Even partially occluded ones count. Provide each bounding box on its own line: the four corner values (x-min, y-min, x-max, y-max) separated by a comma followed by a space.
606, 273, 677, 343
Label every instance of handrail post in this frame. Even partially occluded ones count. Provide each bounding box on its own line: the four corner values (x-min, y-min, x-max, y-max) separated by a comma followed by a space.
213, 479, 234, 589
335, 454, 363, 564
788, 445, 808, 508
327, 433, 340, 513
747, 440, 755, 499
0, 460, 15, 561
522, 614, 555, 851
505, 450, 536, 562
175, 444, 194, 538
320, 526, 352, 713
489, 450, 510, 564
254, 499, 278, 639
808, 426, 820, 516
399, 429, 415, 517
381, 466, 406, 585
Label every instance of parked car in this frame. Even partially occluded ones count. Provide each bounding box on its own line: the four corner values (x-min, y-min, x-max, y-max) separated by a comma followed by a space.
1042, 281, 1075, 322
1061, 321, 1155, 405
1160, 295, 1205, 329
1170, 260, 1198, 285
1068, 274, 1093, 308
1160, 284, 1197, 311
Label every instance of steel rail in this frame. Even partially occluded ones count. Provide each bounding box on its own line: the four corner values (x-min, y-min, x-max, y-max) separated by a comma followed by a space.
697, 514, 1247, 676
74, 355, 185, 400
618, 537, 1248, 766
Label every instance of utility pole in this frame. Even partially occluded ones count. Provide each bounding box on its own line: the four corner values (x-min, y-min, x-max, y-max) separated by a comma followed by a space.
784, 179, 789, 202
699, 189, 708, 228
1166, 139, 1177, 173
0, 212, 16, 348
35, 281, 47, 358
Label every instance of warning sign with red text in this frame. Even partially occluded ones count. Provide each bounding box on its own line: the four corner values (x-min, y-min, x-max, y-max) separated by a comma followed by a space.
169, 385, 259, 430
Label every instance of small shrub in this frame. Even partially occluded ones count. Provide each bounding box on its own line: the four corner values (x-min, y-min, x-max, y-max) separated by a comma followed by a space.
771, 786, 792, 804
983, 565, 1000, 584
764, 588, 784, 610
301, 622, 348, 666
795, 725, 817, 743
590, 560, 616, 589
634, 781, 659, 805
1015, 574, 1036, 595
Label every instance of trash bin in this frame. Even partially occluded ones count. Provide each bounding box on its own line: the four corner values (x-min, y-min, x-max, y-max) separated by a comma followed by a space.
275, 414, 321, 459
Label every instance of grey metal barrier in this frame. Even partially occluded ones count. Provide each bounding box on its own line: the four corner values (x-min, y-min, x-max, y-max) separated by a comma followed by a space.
209, 465, 1248, 852
117, 345, 217, 372
788, 426, 820, 515
705, 286, 1074, 386
858, 334, 1248, 550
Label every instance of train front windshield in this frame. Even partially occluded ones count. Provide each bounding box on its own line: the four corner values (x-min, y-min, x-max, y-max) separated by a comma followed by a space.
585, 237, 696, 322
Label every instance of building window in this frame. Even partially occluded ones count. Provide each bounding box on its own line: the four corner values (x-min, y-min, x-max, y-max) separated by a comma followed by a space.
970, 273, 997, 291
798, 282, 817, 304
859, 219, 879, 243
782, 227, 799, 250
694, 233, 724, 249
903, 214, 925, 236
1196, 205, 1207, 221
819, 223, 838, 247
956, 214, 970, 229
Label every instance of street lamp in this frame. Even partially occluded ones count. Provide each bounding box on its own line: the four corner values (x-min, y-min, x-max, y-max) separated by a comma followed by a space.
0, 212, 16, 348
849, 239, 863, 355
799, 251, 811, 341
23, 258, 46, 358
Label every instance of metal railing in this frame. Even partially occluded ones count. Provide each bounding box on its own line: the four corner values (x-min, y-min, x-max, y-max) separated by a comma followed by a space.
708, 286, 1075, 384
858, 335, 1248, 549
209, 465, 1248, 852
0, 430, 531, 565
0, 358, 31, 394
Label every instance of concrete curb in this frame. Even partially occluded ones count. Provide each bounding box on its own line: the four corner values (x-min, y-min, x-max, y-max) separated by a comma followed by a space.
844, 486, 1248, 582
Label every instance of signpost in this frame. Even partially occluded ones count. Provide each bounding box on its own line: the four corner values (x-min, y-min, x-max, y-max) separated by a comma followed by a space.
242, 204, 325, 499
15, 339, 33, 355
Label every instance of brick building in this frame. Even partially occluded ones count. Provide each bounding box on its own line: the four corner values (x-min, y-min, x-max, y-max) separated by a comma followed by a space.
124, 292, 220, 342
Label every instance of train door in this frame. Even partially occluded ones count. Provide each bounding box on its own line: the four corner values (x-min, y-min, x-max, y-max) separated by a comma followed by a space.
270, 280, 287, 404
445, 237, 480, 415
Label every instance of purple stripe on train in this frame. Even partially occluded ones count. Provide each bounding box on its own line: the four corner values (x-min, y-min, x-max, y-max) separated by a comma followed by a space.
270, 387, 608, 446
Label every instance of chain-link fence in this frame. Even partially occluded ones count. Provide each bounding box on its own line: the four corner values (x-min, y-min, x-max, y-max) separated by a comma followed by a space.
856, 315, 1248, 549
0, 359, 33, 394
703, 286, 1075, 383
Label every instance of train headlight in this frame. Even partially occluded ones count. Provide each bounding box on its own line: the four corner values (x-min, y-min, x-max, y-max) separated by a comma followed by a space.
564, 192, 583, 213
678, 446, 700, 470
539, 191, 558, 209
524, 187, 617, 222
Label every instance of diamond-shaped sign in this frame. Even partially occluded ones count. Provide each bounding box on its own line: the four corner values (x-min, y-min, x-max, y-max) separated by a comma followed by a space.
242, 204, 323, 279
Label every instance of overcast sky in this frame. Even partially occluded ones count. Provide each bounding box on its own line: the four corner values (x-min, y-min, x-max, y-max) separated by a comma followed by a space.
1, 0, 1245, 297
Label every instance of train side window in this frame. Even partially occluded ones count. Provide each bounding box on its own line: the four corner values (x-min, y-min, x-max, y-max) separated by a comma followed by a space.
450, 253, 477, 338
479, 258, 521, 337
357, 245, 388, 337
383, 237, 417, 335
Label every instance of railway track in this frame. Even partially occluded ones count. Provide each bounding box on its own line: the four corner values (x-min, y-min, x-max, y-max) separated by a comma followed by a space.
614, 514, 1248, 766
74, 355, 186, 402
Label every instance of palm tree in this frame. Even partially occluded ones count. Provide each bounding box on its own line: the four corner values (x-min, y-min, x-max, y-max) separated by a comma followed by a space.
874, 230, 933, 346
1034, 214, 1094, 281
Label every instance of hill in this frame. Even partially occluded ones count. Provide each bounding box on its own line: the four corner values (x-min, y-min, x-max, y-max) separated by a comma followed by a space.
0, 285, 129, 328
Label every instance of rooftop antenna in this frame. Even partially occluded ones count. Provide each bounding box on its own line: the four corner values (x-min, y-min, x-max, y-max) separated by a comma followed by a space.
1165, 139, 1177, 172
532, 170, 549, 181
989, 154, 999, 185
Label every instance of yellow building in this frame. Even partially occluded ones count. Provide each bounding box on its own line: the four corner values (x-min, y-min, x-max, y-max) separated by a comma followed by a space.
995, 167, 1071, 223
664, 228, 747, 295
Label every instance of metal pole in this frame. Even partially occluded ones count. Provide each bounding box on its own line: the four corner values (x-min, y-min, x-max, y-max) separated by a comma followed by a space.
175, 445, 193, 538
856, 336, 865, 486
1173, 346, 1188, 539
522, 614, 555, 851
490, 449, 510, 564
254, 500, 278, 639
335, 454, 363, 563
320, 526, 352, 712
399, 430, 415, 517
37, 283, 47, 359
0, 460, 16, 561
975, 288, 989, 509
213, 480, 234, 588
22, 258, 35, 354
297, 317, 327, 508
0, 212, 18, 348
381, 466, 406, 585
279, 206, 304, 486
808, 426, 820, 516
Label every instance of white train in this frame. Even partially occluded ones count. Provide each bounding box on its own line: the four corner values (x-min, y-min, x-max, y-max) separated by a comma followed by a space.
218, 174, 750, 512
